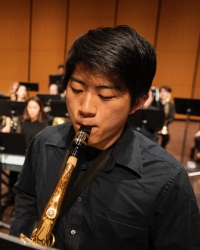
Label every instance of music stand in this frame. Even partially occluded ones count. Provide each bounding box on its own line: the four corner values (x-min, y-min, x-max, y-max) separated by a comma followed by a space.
10, 101, 26, 116
37, 94, 61, 106
49, 75, 63, 85
128, 109, 165, 131
0, 232, 58, 249
0, 132, 27, 155
0, 100, 26, 117
0, 100, 12, 116
19, 82, 39, 92
0, 96, 10, 100
50, 100, 68, 117
0, 133, 26, 228
174, 98, 200, 164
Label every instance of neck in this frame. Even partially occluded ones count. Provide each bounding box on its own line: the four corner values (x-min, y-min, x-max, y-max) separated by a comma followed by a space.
30, 117, 37, 122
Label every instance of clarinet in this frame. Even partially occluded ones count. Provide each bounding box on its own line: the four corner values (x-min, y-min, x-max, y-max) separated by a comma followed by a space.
20, 125, 92, 247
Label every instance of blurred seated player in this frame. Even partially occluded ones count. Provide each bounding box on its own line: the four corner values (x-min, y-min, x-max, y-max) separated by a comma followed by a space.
1, 84, 28, 133
0, 82, 19, 131
56, 64, 65, 75
190, 128, 200, 162
158, 86, 174, 149
1, 96, 48, 213
47, 83, 68, 125
7, 81, 20, 101
129, 88, 160, 143
16, 84, 28, 102
0, 86, 30, 213
142, 88, 160, 142
49, 83, 59, 95
16, 96, 48, 147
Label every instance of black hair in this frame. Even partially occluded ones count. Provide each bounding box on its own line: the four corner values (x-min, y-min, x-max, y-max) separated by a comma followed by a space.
159, 85, 172, 93
62, 25, 156, 108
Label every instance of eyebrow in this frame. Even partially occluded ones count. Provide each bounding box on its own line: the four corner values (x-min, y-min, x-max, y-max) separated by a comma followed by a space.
70, 76, 85, 85
69, 76, 117, 90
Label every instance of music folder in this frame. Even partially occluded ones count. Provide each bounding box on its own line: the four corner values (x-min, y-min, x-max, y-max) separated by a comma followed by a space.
0, 232, 58, 249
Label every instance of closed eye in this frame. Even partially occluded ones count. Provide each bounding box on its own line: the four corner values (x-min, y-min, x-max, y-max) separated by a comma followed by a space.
99, 95, 114, 100
71, 87, 83, 94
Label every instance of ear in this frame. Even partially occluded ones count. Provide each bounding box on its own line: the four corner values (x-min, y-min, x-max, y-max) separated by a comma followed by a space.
128, 95, 149, 115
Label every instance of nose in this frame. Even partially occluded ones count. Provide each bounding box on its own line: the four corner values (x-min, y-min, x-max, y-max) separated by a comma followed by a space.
78, 93, 96, 118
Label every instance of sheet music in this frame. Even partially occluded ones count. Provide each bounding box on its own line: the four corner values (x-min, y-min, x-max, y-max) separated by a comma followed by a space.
0, 153, 25, 172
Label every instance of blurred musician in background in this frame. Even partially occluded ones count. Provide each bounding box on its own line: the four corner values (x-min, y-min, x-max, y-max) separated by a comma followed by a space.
1, 84, 28, 213
49, 83, 59, 95
1, 84, 28, 133
7, 82, 20, 101
130, 87, 160, 142
141, 87, 160, 142
190, 129, 200, 162
16, 96, 48, 147
1, 116, 12, 133
158, 85, 174, 149
1, 96, 48, 215
46, 82, 67, 125
15, 85, 28, 102
56, 64, 65, 75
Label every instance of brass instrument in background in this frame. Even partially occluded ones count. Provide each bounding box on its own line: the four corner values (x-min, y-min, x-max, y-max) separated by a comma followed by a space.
43, 105, 69, 126
52, 117, 67, 125
158, 124, 168, 135
158, 95, 171, 135
0, 115, 18, 132
20, 125, 92, 247
0, 115, 6, 128
10, 116, 19, 131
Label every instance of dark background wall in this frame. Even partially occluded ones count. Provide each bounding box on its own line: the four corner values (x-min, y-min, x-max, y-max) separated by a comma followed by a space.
0, 0, 199, 102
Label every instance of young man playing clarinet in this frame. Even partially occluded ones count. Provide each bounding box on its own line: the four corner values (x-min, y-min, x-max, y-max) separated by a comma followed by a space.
10, 25, 200, 250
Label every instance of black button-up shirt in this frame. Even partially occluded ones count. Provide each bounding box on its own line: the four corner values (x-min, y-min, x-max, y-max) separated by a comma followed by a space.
10, 122, 200, 250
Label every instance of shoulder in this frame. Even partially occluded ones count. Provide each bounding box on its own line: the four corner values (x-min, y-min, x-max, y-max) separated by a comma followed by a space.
38, 121, 70, 134
134, 131, 190, 202
135, 130, 183, 173
33, 122, 73, 146
148, 105, 159, 110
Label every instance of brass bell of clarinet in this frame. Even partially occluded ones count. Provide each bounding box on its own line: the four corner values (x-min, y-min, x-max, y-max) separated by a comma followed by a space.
20, 125, 92, 247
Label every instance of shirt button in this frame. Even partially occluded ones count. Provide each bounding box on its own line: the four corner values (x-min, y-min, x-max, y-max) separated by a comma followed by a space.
71, 230, 76, 235
77, 197, 82, 202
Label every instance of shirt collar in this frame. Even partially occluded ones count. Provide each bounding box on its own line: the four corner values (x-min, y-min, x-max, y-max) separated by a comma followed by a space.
45, 122, 143, 177
106, 123, 143, 177
45, 123, 74, 148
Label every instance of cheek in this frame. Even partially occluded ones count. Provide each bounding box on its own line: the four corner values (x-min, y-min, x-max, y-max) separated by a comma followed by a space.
102, 105, 130, 125
66, 95, 73, 110
66, 92, 76, 115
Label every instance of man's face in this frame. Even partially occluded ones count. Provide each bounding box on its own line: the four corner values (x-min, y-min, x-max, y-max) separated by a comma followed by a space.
66, 64, 137, 150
